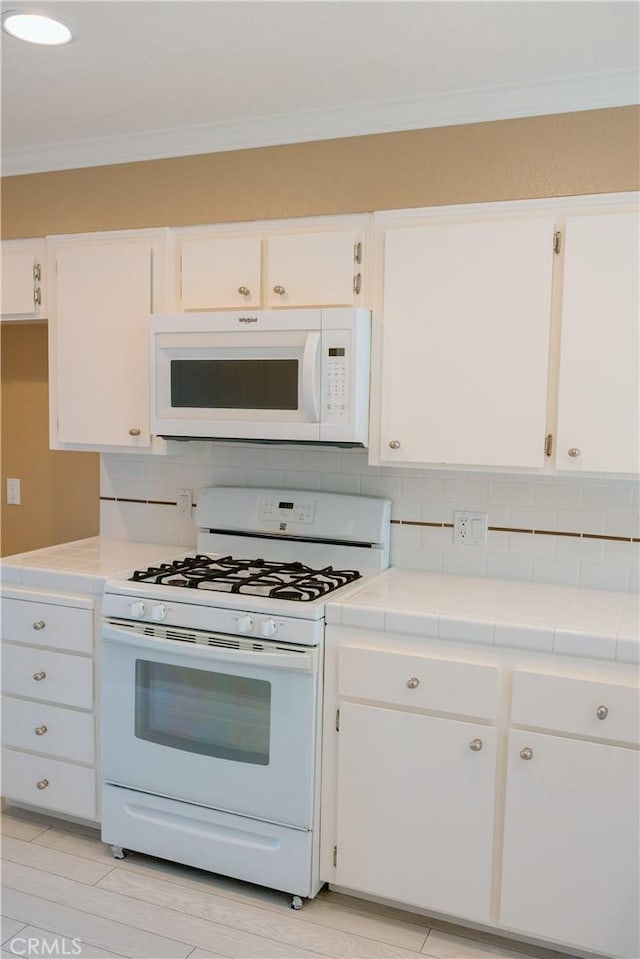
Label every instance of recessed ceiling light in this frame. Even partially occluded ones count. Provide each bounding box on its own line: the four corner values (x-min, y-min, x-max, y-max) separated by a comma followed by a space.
2, 12, 72, 45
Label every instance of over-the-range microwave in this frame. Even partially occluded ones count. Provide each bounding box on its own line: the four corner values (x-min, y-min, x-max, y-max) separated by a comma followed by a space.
150, 307, 371, 446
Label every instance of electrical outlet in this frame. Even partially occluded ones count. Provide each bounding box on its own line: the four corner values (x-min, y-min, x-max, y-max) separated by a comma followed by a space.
176, 488, 193, 519
453, 511, 488, 546
7, 478, 21, 505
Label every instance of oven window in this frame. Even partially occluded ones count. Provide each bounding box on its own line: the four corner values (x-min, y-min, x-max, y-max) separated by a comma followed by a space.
170, 359, 298, 410
135, 660, 271, 765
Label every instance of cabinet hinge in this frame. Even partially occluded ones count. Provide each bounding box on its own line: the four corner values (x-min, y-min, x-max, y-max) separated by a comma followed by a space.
335, 708, 340, 732
553, 231, 561, 254
353, 273, 362, 295
33, 286, 42, 306
353, 241, 362, 264
545, 433, 553, 457
33, 263, 42, 282
333, 845, 337, 867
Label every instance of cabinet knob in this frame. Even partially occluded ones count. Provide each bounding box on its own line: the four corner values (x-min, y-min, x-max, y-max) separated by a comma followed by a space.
596, 704, 609, 720
469, 738, 483, 752
32, 620, 46, 630
32, 671, 46, 681
129, 427, 141, 437
388, 440, 401, 450
237, 286, 250, 297
34, 725, 48, 736
36, 779, 49, 790
568, 448, 581, 458
519, 746, 534, 761
273, 285, 286, 296
405, 676, 420, 689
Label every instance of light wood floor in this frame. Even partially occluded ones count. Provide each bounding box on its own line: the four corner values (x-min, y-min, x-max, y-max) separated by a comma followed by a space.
1, 808, 573, 959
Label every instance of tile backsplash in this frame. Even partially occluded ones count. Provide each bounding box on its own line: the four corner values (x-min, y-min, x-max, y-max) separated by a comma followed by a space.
100, 443, 640, 592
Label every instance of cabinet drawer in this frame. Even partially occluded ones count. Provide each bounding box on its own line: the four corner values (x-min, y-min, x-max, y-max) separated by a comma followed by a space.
2, 697, 95, 764
511, 671, 640, 745
2, 597, 93, 653
2, 644, 93, 709
2, 749, 96, 820
339, 646, 499, 720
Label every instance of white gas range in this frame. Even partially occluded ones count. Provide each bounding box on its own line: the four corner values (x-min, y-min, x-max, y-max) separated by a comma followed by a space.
100, 486, 390, 908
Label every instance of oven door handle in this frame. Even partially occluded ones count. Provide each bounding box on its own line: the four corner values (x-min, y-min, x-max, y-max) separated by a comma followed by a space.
102, 622, 318, 673
301, 331, 321, 422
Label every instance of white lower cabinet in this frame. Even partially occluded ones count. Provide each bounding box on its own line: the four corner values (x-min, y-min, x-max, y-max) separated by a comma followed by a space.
500, 729, 639, 959
0, 589, 98, 822
335, 701, 497, 922
324, 629, 639, 958
500, 670, 640, 958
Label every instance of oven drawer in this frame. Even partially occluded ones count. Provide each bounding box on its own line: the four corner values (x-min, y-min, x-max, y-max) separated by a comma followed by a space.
511, 671, 640, 745
2, 597, 93, 653
2, 697, 95, 763
2, 643, 93, 709
2, 748, 96, 820
338, 645, 499, 720
102, 784, 313, 896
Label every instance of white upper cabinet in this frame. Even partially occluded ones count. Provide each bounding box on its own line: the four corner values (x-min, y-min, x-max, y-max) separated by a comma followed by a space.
375, 214, 555, 469
372, 194, 639, 474
265, 230, 359, 307
555, 211, 639, 474
176, 216, 368, 311
180, 235, 262, 310
48, 231, 170, 451
1, 239, 46, 320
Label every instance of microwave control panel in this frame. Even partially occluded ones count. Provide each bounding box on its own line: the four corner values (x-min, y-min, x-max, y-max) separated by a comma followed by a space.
322, 330, 351, 421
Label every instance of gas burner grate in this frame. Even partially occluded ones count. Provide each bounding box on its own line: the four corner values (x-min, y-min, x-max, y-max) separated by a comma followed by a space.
129, 555, 361, 601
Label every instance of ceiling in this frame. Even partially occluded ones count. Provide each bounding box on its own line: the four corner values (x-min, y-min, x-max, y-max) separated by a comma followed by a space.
1, 1, 638, 176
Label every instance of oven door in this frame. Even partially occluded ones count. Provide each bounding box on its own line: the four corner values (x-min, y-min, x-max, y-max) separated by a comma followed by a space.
151, 312, 322, 441
101, 621, 320, 828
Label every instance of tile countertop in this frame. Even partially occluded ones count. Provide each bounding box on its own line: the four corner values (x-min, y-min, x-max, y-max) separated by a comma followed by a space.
0, 537, 182, 596
326, 569, 640, 665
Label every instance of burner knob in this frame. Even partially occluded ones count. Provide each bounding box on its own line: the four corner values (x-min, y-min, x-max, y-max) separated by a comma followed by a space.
236, 614, 255, 634
151, 604, 168, 622
261, 619, 278, 638
130, 601, 147, 619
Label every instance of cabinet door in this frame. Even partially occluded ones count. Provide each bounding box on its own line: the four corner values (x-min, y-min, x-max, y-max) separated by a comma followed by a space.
180, 235, 262, 309
556, 211, 639, 474
52, 241, 154, 448
336, 701, 496, 923
378, 217, 555, 467
500, 729, 640, 958
266, 231, 358, 307
1, 241, 45, 319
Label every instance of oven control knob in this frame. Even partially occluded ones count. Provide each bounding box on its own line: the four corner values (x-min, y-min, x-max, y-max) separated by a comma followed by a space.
237, 614, 255, 634
261, 619, 278, 638
130, 601, 147, 619
151, 604, 168, 622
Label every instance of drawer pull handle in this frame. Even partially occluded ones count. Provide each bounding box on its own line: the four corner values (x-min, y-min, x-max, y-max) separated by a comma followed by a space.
33, 671, 46, 681
34, 725, 48, 736
32, 620, 46, 630
568, 447, 581, 458
129, 427, 141, 437
273, 285, 286, 296
36, 779, 49, 790
520, 746, 534, 761
469, 738, 483, 752
237, 286, 250, 296
405, 676, 420, 689
596, 705, 609, 720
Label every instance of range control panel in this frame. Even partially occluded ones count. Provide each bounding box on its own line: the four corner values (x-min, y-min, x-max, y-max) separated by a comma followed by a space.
258, 495, 316, 524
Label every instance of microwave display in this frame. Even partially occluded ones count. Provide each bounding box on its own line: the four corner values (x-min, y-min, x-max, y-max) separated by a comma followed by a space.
171, 359, 299, 410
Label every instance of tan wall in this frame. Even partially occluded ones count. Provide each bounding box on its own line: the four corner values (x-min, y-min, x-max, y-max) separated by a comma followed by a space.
0, 322, 99, 557
1, 106, 638, 555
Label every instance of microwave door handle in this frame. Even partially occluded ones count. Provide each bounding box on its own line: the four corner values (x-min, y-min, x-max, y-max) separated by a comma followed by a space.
301, 332, 321, 421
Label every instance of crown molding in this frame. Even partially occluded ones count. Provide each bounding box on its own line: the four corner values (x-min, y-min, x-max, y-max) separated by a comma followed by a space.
2, 69, 638, 177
